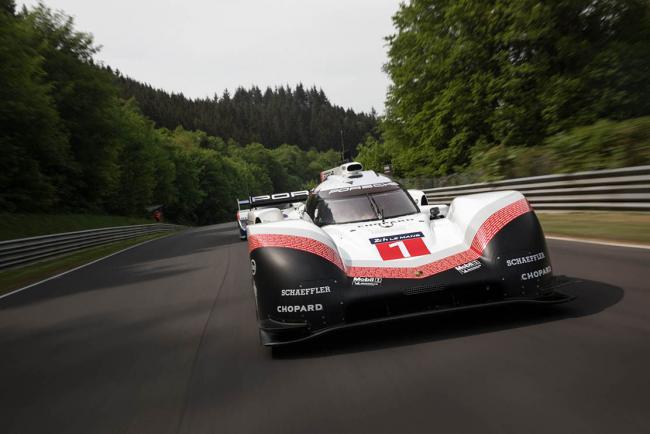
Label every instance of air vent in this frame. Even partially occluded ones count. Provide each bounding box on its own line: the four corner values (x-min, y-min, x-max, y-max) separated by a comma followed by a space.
404, 284, 446, 296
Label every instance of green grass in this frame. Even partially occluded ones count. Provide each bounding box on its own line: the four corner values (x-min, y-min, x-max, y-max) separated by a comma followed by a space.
0, 213, 155, 241
0, 232, 172, 296
537, 211, 650, 245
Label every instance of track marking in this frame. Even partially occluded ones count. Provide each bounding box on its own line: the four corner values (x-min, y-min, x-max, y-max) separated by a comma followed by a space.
546, 236, 650, 250
175, 244, 231, 434
0, 235, 175, 301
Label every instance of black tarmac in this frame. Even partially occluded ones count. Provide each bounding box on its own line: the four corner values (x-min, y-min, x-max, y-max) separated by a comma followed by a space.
1, 223, 649, 434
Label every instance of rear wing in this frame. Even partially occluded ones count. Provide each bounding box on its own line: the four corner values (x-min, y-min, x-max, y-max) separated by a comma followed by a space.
249, 190, 309, 208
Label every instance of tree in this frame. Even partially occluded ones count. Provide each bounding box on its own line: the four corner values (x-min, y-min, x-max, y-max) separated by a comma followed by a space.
1, 2, 349, 224
382, 0, 650, 177
355, 136, 393, 173
116, 77, 379, 154
0, 5, 69, 211
27, 5, 123, 210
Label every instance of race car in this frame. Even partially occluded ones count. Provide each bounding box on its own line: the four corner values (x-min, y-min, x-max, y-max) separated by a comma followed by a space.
247, 162, 573, 345
236, 191, 308, 240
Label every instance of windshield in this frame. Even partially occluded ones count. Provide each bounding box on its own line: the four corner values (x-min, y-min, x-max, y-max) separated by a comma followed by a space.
313, 189, 419, 226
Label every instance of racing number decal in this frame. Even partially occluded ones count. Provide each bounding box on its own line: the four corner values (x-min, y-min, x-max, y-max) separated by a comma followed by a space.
370, 232, 430, 260
388, 241, 411, 258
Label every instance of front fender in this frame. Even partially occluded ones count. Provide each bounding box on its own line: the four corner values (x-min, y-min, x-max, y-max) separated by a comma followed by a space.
248, 220, 346, 332
481, 209, 554, 295
250, 247, 346, 330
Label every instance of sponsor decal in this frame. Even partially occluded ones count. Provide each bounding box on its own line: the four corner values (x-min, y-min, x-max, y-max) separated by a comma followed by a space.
369, 232, 430, 261
370, 232, 424, 244
250, 190, 309, 203
521, 266, 552, 280
357, 217, 416, 227
352, 277, 382, 286
506, 252, 546, 267
455, 260, 482, 274
328, 182, 399, 194
277, 304, 323, 313
250, 259, 257, 276
281, 286, 331, 296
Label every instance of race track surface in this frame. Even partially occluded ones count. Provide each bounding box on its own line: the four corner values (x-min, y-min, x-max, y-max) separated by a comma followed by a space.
1, 223, 649, 434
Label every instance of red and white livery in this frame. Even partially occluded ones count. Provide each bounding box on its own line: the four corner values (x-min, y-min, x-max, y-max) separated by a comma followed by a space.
247, 162, 573, 345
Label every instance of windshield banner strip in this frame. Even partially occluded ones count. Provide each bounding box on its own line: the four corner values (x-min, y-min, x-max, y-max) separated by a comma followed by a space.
318, 182, 400, 198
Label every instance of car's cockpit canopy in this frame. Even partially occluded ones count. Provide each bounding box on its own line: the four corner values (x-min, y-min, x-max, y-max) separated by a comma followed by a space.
306, 182, 419, 226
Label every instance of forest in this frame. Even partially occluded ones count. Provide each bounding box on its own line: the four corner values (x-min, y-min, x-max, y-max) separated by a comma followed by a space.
4, 0, 650, 225
117, 76, 378, 154
0, 1, 366, 224
357, 0, 650, 182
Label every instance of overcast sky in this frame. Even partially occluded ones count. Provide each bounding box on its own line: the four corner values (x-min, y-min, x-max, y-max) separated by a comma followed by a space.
20, 0, 402, 113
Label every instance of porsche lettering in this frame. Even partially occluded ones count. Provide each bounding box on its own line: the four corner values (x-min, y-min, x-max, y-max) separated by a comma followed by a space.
328, 182, 399, 194
251, 190, 309, 203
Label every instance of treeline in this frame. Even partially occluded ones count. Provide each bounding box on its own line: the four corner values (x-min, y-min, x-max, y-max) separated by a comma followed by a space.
358, 0, 650, 179
117, 76, 378, 154
0, 2, 340, 224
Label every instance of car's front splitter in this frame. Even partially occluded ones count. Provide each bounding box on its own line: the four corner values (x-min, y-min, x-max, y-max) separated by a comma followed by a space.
258, 278, 576, 346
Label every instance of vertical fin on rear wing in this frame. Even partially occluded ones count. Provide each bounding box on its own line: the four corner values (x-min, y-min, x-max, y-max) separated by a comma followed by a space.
237, 199, 250, 211
320, 169, 335, 182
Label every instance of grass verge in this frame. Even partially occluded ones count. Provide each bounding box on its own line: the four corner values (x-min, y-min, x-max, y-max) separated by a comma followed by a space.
0, 213, 155, 241
0, 231, 173, 296
537, 211, 650, 245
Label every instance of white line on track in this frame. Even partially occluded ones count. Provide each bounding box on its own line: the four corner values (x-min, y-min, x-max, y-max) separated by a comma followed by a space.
546, 236, 650, 250
0, 236, 170, 301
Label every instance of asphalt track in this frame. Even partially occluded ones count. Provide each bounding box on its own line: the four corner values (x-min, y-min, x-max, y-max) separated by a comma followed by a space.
1, 223, 649, 434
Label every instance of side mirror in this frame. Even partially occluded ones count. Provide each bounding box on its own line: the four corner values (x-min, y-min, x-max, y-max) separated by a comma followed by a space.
429, 207, 440, 220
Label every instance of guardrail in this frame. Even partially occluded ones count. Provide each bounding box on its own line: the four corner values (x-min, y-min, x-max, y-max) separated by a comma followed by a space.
422, 165, 650, 211
0, 224, 182, 270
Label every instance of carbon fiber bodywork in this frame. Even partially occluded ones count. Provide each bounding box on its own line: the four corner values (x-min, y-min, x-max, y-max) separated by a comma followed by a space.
250, 211, 574, 346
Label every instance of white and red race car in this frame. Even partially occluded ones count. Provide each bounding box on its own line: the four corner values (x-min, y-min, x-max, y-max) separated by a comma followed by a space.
247, 162, 572, 345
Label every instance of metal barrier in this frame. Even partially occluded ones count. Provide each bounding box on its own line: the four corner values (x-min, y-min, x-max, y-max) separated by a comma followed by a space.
0, 224, 182, 270
422, 165, 650, 211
